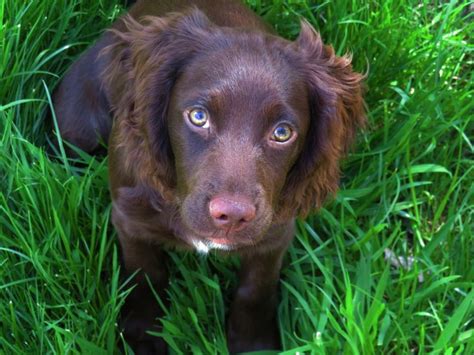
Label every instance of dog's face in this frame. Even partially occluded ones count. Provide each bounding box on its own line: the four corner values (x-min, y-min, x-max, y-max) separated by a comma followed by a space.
167, 34, 310, 248
105, 10, 365, 250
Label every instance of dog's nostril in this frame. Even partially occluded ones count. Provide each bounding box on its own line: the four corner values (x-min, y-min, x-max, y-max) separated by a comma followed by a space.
209, 195, 256, 230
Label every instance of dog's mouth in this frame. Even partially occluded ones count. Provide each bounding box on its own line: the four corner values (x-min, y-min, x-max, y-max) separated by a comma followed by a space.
207, 236, 233, 245
190, 236, 235, 253
188, 228, 255, 253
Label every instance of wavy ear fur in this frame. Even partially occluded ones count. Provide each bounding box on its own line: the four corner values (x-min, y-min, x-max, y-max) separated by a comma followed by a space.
281, 19, 366, 218
102, 9, 213, 199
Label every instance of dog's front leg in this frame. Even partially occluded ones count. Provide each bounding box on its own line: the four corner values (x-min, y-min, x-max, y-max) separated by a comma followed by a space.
227, 243, 288, 353
117, 232, 169, 354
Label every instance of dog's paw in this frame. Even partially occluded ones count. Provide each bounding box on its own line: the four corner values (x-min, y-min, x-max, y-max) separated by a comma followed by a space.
226, 320, 280, 354
121, 313, 168, 355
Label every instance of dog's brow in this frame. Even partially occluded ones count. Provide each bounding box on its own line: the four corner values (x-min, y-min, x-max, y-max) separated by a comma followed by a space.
181, 87, 301, 130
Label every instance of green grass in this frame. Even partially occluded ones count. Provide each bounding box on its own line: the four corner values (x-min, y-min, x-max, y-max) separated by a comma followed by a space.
1, 0, 473, 353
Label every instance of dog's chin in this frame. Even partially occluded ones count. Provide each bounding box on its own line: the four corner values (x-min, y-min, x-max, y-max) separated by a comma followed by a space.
190, 237, 235, 254
186, 228, 259, 254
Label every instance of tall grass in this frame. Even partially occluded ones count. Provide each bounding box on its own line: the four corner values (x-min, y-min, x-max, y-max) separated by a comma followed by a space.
1, 0, 473, 353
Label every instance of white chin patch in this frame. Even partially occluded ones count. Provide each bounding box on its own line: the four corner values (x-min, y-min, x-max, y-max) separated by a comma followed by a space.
191, 239, 232, 254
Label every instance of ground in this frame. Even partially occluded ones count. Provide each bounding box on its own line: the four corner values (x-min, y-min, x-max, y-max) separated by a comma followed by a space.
0, 0, 473, 353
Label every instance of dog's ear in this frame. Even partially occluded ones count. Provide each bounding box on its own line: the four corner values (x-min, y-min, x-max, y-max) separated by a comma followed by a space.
102, 9, 213, 198
280, 20, 366, 218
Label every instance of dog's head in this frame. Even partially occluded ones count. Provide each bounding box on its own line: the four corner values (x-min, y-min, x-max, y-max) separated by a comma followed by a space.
105, 9, 365, 250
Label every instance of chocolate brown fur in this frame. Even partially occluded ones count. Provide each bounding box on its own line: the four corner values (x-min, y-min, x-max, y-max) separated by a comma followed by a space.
53, 0, 365, 353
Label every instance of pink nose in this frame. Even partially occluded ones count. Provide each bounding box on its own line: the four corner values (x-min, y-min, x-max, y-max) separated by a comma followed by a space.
209, 195, 256, 230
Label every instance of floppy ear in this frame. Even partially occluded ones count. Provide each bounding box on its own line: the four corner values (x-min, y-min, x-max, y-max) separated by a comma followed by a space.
102, 9, 213, 199
280, 20, 366, 218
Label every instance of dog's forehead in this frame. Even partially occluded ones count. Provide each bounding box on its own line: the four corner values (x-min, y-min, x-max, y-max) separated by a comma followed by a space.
175, 43, 305, 115
189, 42, 295, 91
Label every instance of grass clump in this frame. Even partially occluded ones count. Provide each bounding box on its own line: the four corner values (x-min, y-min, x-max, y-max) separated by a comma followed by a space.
1, 0, 473, 353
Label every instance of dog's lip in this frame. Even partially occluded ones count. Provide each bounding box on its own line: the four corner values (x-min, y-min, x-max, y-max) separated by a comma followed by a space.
206, 236, 233, 245
186, 226, 240, 242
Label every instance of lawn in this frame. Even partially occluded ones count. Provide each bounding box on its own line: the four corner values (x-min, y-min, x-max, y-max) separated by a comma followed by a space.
1, 0, 473, 353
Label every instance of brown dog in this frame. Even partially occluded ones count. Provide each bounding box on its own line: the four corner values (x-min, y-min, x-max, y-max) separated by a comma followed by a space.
53, 0, 365, 353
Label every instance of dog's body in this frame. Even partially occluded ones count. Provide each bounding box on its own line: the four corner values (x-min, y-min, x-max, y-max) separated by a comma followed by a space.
54, 0, 365, 353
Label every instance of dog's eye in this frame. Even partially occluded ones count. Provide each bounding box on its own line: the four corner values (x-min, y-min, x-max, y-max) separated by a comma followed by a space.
271, 124, 293, 143
188, 108, 209, 128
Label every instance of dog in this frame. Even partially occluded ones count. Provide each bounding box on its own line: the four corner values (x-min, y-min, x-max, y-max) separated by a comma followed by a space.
53, 0, 365, 353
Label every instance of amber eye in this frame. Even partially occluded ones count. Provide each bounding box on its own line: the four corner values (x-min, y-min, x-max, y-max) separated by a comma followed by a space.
187, 108, 209, 128
271, 124, 293, 143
